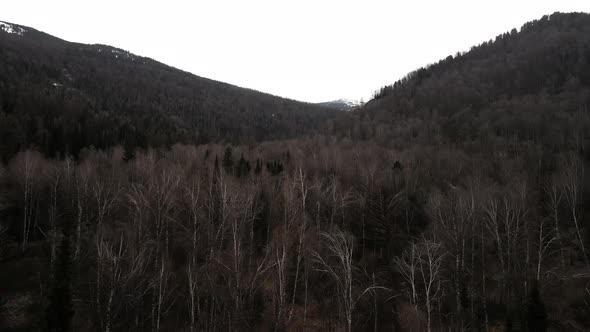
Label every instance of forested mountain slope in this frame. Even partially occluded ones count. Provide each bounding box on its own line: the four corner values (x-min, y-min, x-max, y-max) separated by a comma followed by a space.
334, 12, 590, 154
0, 21, 336, 161
1, 12, 590, 332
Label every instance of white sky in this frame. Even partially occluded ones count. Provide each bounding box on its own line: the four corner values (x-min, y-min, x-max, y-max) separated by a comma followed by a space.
3, 1, 590, 103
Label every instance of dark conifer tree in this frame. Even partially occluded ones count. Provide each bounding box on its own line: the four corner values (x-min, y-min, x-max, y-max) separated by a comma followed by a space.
122, 142, 136, 162
222, 147, 234, 174
45, 218, 73, 332
527, 282, 547, 332
214, 155, 220, 175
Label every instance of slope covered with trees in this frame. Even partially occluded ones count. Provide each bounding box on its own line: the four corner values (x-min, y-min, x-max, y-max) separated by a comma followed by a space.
1, 12, 590, 332
0, 21, 337, 161
334, 12, 590, 154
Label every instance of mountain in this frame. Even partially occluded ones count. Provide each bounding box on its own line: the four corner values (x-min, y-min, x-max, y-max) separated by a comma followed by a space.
0, 21, 26, 36
316, 99, 360, 111
0, 20, 337, 160
333, 12, 590, 154
3, 12, 590, 332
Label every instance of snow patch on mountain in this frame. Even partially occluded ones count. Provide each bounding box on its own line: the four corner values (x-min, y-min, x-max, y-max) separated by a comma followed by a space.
317, 99, 361, 111
0, 21, 25, 36
335, 99, 360, 108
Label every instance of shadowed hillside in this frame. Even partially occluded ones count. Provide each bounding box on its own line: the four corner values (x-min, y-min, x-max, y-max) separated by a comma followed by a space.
0, 21, 336, 161
333, 12, 590, 154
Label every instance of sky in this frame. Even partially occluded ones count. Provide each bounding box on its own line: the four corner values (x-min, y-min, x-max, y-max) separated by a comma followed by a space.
2, 1, 590, 103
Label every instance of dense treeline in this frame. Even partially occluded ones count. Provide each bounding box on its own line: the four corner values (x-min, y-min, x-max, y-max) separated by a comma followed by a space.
0, 139, 589, 331
333, 12, 590, 154
0, 24, 337, 161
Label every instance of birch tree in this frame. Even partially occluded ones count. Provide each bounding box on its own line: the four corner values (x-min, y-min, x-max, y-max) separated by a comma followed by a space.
561, 154, 588, 269
395, 237, 445, 332
11, 150, 42, 251
313, 226, 384, 332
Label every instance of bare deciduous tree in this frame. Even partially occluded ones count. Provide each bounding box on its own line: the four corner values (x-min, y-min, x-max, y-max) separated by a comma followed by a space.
535, 218, 558, 281
545, 175, 566, 277
183, 175, 201, 331
74, 161, 92, 259
0, 166, 7, 255
561, 154, 588, 269
395, 242, 419, 310
428, 188, 474, 316
11, 150, 43, 251
396, 237, 445, 332
313, 226, 384, 332
484, 197, 525, 303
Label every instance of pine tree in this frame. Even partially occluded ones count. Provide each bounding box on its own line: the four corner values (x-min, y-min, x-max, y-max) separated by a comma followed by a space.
122, 142, 136, 162
45, 218, 73, 332
527, 282, 547, 332
214, 155, 220, 175
222, 147, 234, 174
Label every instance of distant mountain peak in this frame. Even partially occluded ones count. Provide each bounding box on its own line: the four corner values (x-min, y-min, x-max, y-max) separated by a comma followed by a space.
317, 99, 360, 111
0, 21, 26, 36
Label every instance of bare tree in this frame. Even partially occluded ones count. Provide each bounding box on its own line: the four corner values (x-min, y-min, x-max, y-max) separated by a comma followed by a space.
545, 175, 566, 277
287, 168, 310, 324
484, 196, 526, 304
11, 150, 43, 251
74, 161, 92, 259
96, 229, 126, 332
561, 154, 588, 269
428, 188, 474, 316
418, 238, 445, 332
395, 237, 445, 332
45, 161, 62, 271
395, 242, 419, 310
183, 175, 201, 331
535, 218, 558, 281
227, 181, 262, 322
313, 226, 384, 332
0, 166, 7, 256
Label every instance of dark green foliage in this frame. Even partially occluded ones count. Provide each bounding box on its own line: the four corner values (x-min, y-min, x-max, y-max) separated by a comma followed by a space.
266, 160, 284, 176
45, 220, 73, 332
505, 315, 513, 332
222, 147, 234, 174
254, 159, 262, 175
214, 155, 220, 175
527, 282, 547, 332
122, 141, 136, 162
235, 154, 251, 178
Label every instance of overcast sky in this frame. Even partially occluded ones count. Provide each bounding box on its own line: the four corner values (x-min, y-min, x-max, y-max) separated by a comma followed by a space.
3, 1, 590, 103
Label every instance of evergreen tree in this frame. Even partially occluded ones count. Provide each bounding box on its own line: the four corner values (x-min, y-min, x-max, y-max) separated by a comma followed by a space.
122, 141, 136, 162
222, 147, 234, 174
527, 282, 547, 332
45, 218, 73, 332
214, 155, 220, 175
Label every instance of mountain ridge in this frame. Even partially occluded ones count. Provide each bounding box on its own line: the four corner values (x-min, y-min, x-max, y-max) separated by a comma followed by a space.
333, 11, 590, 152
0, 21, 337, 160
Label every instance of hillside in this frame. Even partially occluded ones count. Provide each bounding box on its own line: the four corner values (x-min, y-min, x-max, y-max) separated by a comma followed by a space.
334, 12, 590, 154
0, 21, 336, 161
1, 12, 590, 332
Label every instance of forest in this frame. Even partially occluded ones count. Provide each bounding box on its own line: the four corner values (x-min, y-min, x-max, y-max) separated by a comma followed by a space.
1, 11, 590, 332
